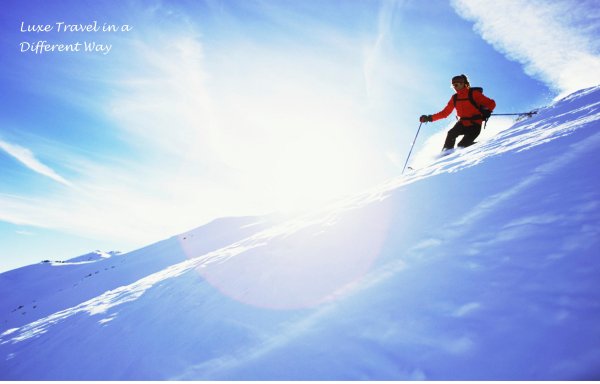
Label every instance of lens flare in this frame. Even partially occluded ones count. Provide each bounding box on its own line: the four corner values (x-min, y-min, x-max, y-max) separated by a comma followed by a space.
178, 196, 393, 310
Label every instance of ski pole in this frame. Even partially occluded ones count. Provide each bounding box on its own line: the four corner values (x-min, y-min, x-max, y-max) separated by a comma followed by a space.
402, 122, 423, 174
484, 111, 537, 129
491, 111, 538, 116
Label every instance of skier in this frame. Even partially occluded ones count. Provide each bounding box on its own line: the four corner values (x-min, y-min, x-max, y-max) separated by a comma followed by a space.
420, 74, 496, 152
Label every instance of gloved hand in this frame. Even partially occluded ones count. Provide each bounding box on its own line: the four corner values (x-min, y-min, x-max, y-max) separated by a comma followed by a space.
481, 109, 491, 119
419, 115, 433, 123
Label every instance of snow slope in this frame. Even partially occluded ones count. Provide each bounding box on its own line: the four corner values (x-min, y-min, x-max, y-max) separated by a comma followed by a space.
1, 86, 599, 380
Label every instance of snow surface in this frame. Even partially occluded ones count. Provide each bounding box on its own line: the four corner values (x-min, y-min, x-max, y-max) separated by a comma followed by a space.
1, 86, 599, 380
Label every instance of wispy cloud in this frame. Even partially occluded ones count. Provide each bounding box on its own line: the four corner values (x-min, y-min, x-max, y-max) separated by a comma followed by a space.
452, 0, 600, 96
0, 139, 72, 186
1, 17, 249, 249
0, 1, 399, 259
106, 4, 387, 210
363, 0, 400, 99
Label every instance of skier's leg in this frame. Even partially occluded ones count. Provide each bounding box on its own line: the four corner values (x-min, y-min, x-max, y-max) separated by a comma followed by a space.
457, 124, 482, 148
443, 122, 465, 151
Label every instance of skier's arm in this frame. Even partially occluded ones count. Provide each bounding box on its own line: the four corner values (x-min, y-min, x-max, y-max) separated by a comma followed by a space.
431, 98, 455, 122
473, 91, 496, 112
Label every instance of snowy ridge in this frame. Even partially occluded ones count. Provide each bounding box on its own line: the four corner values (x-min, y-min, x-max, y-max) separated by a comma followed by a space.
1, 86, 599, 380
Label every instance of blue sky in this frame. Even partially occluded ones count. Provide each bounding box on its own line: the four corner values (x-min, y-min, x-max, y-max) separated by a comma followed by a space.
1, 0, 599, 272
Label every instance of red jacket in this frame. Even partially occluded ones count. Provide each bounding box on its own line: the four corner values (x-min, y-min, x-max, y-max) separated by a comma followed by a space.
432, 87, 496, 126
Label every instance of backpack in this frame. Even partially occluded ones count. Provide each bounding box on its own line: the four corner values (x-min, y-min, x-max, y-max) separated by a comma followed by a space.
452, 86, 486, 121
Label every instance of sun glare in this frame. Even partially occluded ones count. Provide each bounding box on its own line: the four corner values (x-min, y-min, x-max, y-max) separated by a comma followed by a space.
206, 51, 381, 214
214, 110, 378, 214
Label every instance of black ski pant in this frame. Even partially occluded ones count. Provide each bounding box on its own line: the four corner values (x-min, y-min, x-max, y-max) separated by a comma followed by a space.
443, 121, 481, 151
